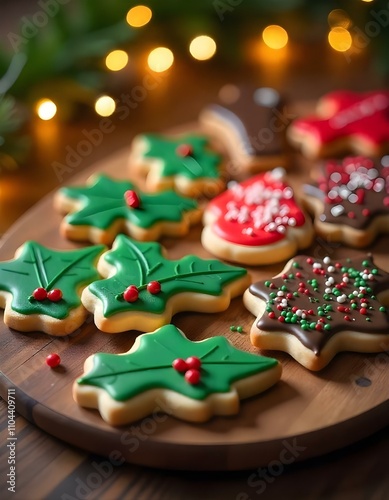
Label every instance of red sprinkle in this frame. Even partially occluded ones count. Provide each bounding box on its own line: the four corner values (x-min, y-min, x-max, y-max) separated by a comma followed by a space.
306, 258, 314, 265
176, 144, 194, 157
46, 353, 61, 368
47, 289, 62, 302
308, 309, 314, 316
335, 262, 342, 268
123, 285, 139, 302
278, 316, 285, 322
147, 281, 161, 294
337, 306, 346, 312
172, 358, 188, 372
286, 293, 293, 299
186, 356, 201, 370
362, 208, 370, 217
344, 315, 351, 321
348, 211, 355, 219
185, 369, 201, 384
360, 308, 367, 315
282, 273, 288, 279
268, 312, 276, 319
125, 190, 140, 208
33, 287, 47, 301
296, 272, 303, 278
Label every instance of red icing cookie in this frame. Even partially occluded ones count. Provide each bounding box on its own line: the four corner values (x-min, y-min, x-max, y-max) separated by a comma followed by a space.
201, 168, 314, 265
288, 91, 389, 158
303, 156, 389, 247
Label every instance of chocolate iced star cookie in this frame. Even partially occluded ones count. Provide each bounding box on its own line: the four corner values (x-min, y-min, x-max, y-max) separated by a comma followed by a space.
244, 254, 389, 371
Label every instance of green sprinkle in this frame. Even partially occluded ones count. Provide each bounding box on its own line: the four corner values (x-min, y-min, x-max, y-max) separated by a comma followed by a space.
281, 285, 288, 292
348, 294, 354, 299
326, 305, 333, 311
270, 292, 276, 298
341, 267, 348, 272
301, 324, 309, 330
362, 260, 370, 267
281, 311, 287, 317
265, 281, 271, 287
266, 306, 273, 312
310, 322, 316, 329
293, 262, 300, 268
288, 273, 294, 279
324, 324, 331, 331
351, 303, 358, 310
293, 292, 299, 297
323, 294, 331, 300
372, 269, 378, 275
379, 306, 386, 312
230, 326, 237, 331
236, 326, 243, 333
366, 317, 371, 322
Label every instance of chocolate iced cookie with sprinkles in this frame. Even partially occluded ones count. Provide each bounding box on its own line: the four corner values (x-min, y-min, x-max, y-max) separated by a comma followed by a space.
303, 156, 389, 247
243, 255, 389, 371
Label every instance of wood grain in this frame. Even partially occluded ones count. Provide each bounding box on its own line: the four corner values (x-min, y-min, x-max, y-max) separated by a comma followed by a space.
0, 137, 389, 471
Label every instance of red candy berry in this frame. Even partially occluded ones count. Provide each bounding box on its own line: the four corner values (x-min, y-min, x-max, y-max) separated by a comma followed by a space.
186, 356, 201, 370
33, 287, 47, 301
176, 144, 193, 157
185, 369, 201, 385
147, 281, 161, 294
125, 190, 140, 208
47, 289, 62, 302
46, 353, 61, 368
123, 285, 139, 302
172, 358, 188, 372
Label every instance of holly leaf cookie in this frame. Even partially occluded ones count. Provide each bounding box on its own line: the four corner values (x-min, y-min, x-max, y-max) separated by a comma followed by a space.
202, 168, 314, 265
129, 133, 224, 197
73, 324, 281, 425
81, 235, 251, 333
244, 254, 389, 371
303, 156, 389, 247
54, 174, 201, 245
288, 90, 389, 158
0, 241, 105, 335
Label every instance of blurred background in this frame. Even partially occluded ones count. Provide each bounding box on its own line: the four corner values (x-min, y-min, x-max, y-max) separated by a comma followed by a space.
0, 0, 388, 234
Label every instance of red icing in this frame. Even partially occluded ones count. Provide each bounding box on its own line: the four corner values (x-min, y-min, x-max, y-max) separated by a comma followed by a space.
123, 285, 139, 302
185, 369, 201, 384
124, 190, 140, 208
33, 287, 47, 301
147, 281, 161, 294
47, 289, 62, 302
206, 171, 306, 246
293, 91, 389, 149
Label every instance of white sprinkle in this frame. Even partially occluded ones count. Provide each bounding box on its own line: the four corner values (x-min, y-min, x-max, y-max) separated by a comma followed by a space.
277, 225, 286, 234
367, 168, 378, 179
296, 309, 303, 317
330, 172, 342, 183
337, 294, 347, 303
328, 189, 338, 200
343, 276, 349, 283
362, 273, 369, 280
325, 288, 332, 294
360, 303, 367, 309
373, 178, 385, 192
381, 155, 389, 167
331, 204, 345, 217
368, 274, 373, 280
323, 256, 331, 264
277, 291, 284, 296
327, 266, 335, 273
271, 167, 286, 180
313, 262, 322, 269
301, 313, 306, 319
288, 217, 296, 226
353, 290, 359, 296
348, 193, 358, 204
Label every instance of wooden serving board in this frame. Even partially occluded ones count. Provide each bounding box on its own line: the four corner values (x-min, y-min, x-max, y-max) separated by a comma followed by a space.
0, 140, 388, 471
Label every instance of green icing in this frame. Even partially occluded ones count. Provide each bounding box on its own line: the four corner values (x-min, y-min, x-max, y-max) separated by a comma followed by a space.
143, 134, 221, 180
0, 241, 105, 319
87, 235, 248, 317
77, 324, 278, 401
60, 175, 198, 230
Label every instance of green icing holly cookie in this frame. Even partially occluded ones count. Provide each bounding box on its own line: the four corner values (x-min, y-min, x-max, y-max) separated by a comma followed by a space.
81, 234, 251, 333
0, 241, 105, 335
55, 174, 201, 245
74, 324, 281, 425
131, 134, 224, 197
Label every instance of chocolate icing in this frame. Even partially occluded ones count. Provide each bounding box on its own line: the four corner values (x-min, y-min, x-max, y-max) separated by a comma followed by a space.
304, 156, 389, 230
249, 255, 389, 356
206, 84, 285, 157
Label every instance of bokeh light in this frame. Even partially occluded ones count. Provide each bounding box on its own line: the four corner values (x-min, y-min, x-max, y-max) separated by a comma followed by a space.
328, 27, 352, 52
189, 35, 217, 61
36, 98, 57, 120
95, 95, 116, 117
327, 9, 351, 29
126, 6, 152, 28
147, 47, 174, 72
105, 50, 129, 71
262, 25, 288, 50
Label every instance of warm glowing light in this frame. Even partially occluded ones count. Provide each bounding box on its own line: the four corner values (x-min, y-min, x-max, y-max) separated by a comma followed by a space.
189, 35, 217, 61
105, 50, 129, 71
361, 0, 374, 3
327, 9, 351, 29
328, 27, 352, 52
95, 95, 116, 117
126, 5, 152, 27
147, 47, 174, 72
36, 98, 57, 120
262, 25, 288, 50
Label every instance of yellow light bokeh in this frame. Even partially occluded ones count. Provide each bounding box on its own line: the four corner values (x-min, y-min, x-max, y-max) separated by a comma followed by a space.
328, 27, 352, 52
361, 0, 373, 3
95, 95, 116, 117
36, 98, 57, 120
327, 9, 351, 29
126, 5, 152, 27
189, 35, 217, 61
105, 50, 129, 71
147, 47, 174, 72
262, 25, 288, 50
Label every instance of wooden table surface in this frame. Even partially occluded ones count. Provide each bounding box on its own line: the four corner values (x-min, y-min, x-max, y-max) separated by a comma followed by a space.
1, 4, 389, 496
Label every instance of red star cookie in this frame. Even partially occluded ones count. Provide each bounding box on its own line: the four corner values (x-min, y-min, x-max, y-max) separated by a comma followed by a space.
288, 91, 389, 158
